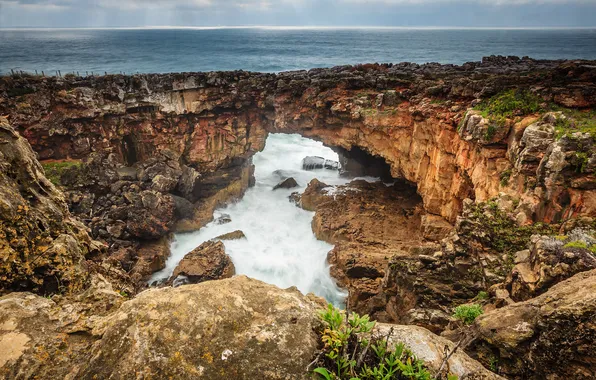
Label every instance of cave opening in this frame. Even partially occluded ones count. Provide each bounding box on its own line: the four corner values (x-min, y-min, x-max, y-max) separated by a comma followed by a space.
334, 145, 394, 182
122, 135, 138, 166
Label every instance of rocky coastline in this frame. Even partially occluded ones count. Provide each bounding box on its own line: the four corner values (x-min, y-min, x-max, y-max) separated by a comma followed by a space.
1, 56, 595, 378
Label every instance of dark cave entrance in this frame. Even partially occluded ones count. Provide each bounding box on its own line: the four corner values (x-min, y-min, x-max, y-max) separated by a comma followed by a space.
334, 146, 394, 182
122, 135, 138, 166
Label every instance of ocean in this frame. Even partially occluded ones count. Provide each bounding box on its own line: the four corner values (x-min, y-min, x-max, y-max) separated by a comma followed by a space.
1, 27, 596, 75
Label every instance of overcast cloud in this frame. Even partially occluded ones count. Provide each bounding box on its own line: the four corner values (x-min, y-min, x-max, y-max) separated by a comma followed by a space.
1, 0, 595, 27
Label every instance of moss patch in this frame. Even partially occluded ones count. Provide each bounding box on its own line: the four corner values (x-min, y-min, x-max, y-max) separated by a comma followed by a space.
41, 161, 82, 186
553, 108, 596, 139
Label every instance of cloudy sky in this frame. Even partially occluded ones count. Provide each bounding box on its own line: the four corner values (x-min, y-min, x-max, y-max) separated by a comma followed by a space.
0, 0, 595, 28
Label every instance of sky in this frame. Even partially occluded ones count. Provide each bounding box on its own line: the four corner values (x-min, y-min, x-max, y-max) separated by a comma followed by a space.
0, 0, 595, 28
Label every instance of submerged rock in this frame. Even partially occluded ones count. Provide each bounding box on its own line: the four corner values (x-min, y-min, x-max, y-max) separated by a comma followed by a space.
171, 241, 235, 284
302, 156, 339, 171
273, 177, 299, 190
214, 230, 247, 241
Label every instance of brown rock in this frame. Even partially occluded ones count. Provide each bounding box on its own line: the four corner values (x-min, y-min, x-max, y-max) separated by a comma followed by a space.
469, 269, 596, 379
214, 230, 246, 241
171, 241, 235, 284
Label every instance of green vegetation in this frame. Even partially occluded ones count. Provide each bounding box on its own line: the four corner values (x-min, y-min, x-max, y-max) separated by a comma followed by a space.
475, 89, 543, 125
313, 304, 449, 380
475, 291, 489, 301
552, 108, 596, 139
464, 201, 556, 260
575, 152, 590, 174
563, 241, 588, 249
41, 160, 82, 186
499, 169, 512, 187
453, 304, 483, 325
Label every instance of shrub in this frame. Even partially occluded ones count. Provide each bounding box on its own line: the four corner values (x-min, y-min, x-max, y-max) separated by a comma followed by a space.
41, 160, 82, 186
563, 241, 588, 249
476, 291, 489, 301
475, 89, 542, 120
313, 304, 448, 380
453, 304, 483, 325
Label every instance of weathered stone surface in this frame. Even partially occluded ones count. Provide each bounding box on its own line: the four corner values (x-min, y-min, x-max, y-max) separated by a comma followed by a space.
377, 323, 504, 379
302, 156, 339, 171
497, 230, 596, 301
84, 276, 326, 379
0, 117, 98, 294
171, 241, 235, 284
468, 269, 596, 379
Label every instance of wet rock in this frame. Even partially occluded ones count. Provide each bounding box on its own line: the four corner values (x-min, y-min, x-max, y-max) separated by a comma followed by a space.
171, 241, 235, 284
214, 230, 246, 241
468, 269, 596, 379
302, 156, 339, 171
273, 177, 299, 190
130, 237, 172, 281
214, 213, 232, 225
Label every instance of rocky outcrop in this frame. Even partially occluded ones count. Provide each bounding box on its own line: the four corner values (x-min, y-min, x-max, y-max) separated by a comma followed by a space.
171, 240, 235, 285
273, 177, 299, 190
494, 229, 596, 302
2, 58, 595, 227
0, 117, 101, 295
214, 230, 246, 241
468, 269, 596, 379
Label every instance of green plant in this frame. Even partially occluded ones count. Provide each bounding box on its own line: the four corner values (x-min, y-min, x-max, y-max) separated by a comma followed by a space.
475, 89, 542, 121
41, 160, 82, 186
488, 356, 499, 373
484, 125, 497, 141
552, 108, 596, 139
575, 152, 589, 174
476, 291, 489, 301
499, 169, 512, 187
453, 304, 483, 325
563, 241, 588, 249
313, 305, 439, 380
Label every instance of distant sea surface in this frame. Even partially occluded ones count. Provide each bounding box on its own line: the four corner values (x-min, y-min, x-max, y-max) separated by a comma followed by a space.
1, 28, 596, 75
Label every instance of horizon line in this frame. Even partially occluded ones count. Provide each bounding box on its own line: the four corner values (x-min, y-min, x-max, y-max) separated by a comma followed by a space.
1, 26, 596, 31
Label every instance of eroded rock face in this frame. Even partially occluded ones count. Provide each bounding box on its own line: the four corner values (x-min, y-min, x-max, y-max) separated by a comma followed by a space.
0, 117, 98, 294
469, 269, 596, 379
2, 59, 595, 226
171, 240, 235, 284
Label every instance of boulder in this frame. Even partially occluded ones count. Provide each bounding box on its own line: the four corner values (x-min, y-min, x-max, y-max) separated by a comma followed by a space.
83, 276, 326, 379
468, 269, 596, 379
171, 241, 235, 284
273, 177, 299, 190
302, 156, 339, 171
377, 323, 503, 379
214, 230, 247, 241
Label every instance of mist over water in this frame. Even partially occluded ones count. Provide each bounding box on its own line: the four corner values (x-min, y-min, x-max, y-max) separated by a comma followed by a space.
152, 133, 369, 305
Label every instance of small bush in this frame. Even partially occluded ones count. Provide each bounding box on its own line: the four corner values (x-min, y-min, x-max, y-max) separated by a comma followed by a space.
41, 160, 82, 186
476, 89, 542, 120
563, 241, 588, 249
476, 291, 489, 301
453, 304, 483, 325
313, 304, 447, 380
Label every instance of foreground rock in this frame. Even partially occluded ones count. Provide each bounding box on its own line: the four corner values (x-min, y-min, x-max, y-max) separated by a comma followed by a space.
468, 269, 596, 379
1, 275, 499, 379
377, 323, 503, 379
171, 241, 236, 285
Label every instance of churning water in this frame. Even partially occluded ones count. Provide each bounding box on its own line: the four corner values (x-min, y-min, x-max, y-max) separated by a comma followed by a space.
152, 133, 367, 305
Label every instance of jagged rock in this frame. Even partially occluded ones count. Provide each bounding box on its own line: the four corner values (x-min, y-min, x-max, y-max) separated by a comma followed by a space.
214, 213, 232, 225
171, 241, 235, 284
498, 230, 596, 301
130, 237, 172, 281
273, 177, 299, 190
0, 117, 97, 294
214, 230, 246, 241
468, 269, 596, 379
301, 156, 339, 171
